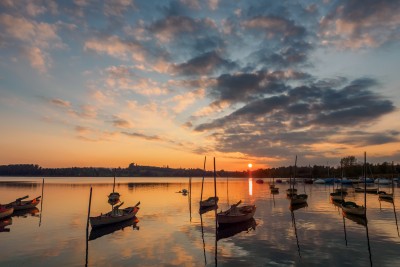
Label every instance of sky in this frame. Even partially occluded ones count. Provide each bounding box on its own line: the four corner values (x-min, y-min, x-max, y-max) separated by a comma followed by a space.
0, 0, 400, 171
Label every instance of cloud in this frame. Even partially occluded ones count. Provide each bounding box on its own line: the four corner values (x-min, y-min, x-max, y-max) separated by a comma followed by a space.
171, 51, 236, 76
111, 115, 132, 128
104, 0, 135, 17
0, 13, 64, 72
84, 35, 146, 62
148, 15, 217, 43
49, 98, 71, 107
242, 15, 306, 40
320, 0, 400, 49
122, 131, 162, 141
193, 77, 396, 160
104, 65, 169, 96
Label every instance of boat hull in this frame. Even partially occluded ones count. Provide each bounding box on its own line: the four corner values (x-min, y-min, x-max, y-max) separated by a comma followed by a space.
290, 194, 307, 205
200, 197, 219, 208
217, 205, 256, 224
341, 201, 365, 217
0, 206, 14, 219
90, 206, 139, 228
9, 197, 41, 211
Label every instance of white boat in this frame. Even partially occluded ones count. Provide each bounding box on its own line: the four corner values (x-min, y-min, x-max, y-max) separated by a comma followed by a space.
314, 179, 325, 184
341, 201, 365, 217
90, 202, 140, 228
374, 178, 391, 185
200, 196, 218, 208
217, 200, 256, 224
0, 205, 14, 219
7, 196, 41, 210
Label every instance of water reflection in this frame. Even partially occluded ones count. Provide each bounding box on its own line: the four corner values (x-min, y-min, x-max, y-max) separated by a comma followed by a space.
217, 218, 256, 241
89, 218, 139, 241
12, 207, 40, 218
0, 217, 12, 232
1, 178, 400, 266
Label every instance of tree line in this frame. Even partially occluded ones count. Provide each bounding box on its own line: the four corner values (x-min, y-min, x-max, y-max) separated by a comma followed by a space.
0, 157, 398, 178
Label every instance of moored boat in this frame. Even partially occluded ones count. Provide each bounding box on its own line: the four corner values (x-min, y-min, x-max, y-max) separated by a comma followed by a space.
0, 205, 14, 219
200, 196, 219, 208
374, 178, 391, 185
90, 202, 140, 228
217, 200, 256, 224
290, 194, 308, 205
7, 196, 41, 211
314, 179, 325, 184
354, 187, 377, 194
271, 187, 279, 194
341, 201, 365, 217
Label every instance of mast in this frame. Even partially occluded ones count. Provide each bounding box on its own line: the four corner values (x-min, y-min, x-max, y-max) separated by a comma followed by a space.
200, 156, 206, 202
364, 152, 367, 211
214, 157, 217, 201
294, 155, 297, 191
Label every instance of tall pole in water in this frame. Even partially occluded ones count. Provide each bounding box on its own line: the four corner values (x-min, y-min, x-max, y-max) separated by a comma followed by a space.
39, 178, 44, 227
214, 157, 217, 201
200, 156, 206, 202
364, 152, 367, 213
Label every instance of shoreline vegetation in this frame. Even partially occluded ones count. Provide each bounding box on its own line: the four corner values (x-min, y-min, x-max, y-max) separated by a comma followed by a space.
1, 158, 399, 179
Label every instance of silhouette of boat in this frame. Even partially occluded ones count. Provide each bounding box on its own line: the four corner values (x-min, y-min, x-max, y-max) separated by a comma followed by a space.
217, 200, 256, 224
7, 196, 41, 210
0, 205, 13, 219
341, 201, 365, 217
200, 197, 219, 208
90, 202, 140, 228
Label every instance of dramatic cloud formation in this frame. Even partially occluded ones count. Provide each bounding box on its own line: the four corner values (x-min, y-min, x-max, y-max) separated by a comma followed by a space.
0, 0, 399, 168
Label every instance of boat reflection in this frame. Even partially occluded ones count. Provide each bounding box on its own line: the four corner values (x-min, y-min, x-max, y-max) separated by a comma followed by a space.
290, 211, 302, 258
343, 211, 368, 226
379, 199, 400, 237
289, 202, 308, 212
217, 218, 256, 241
342, 211, 373, 266
89, 217, 139, 241
0, 217, 12, 233
12, 207, 40, 218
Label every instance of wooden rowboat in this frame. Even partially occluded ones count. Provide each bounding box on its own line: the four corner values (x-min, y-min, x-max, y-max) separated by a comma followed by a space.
290, 194, 307, 205
341, 201, 365, 217
200, 196, 219, 208
217, 200, 256, 224
90, 201, 140, 228
0, 205, 14, 219
7, 196, 41, 211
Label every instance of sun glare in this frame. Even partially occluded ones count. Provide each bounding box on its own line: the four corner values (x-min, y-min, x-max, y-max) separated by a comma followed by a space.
248, 163, 253, 168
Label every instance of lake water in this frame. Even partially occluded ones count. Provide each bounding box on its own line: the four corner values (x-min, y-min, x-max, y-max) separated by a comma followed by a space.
1, 177, 400, 266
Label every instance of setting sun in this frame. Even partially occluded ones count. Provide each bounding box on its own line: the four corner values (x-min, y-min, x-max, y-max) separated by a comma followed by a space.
248, 163, 253, 168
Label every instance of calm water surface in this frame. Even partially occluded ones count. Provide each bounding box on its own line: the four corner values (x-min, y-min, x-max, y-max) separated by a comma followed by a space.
1, 177, 400, 266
